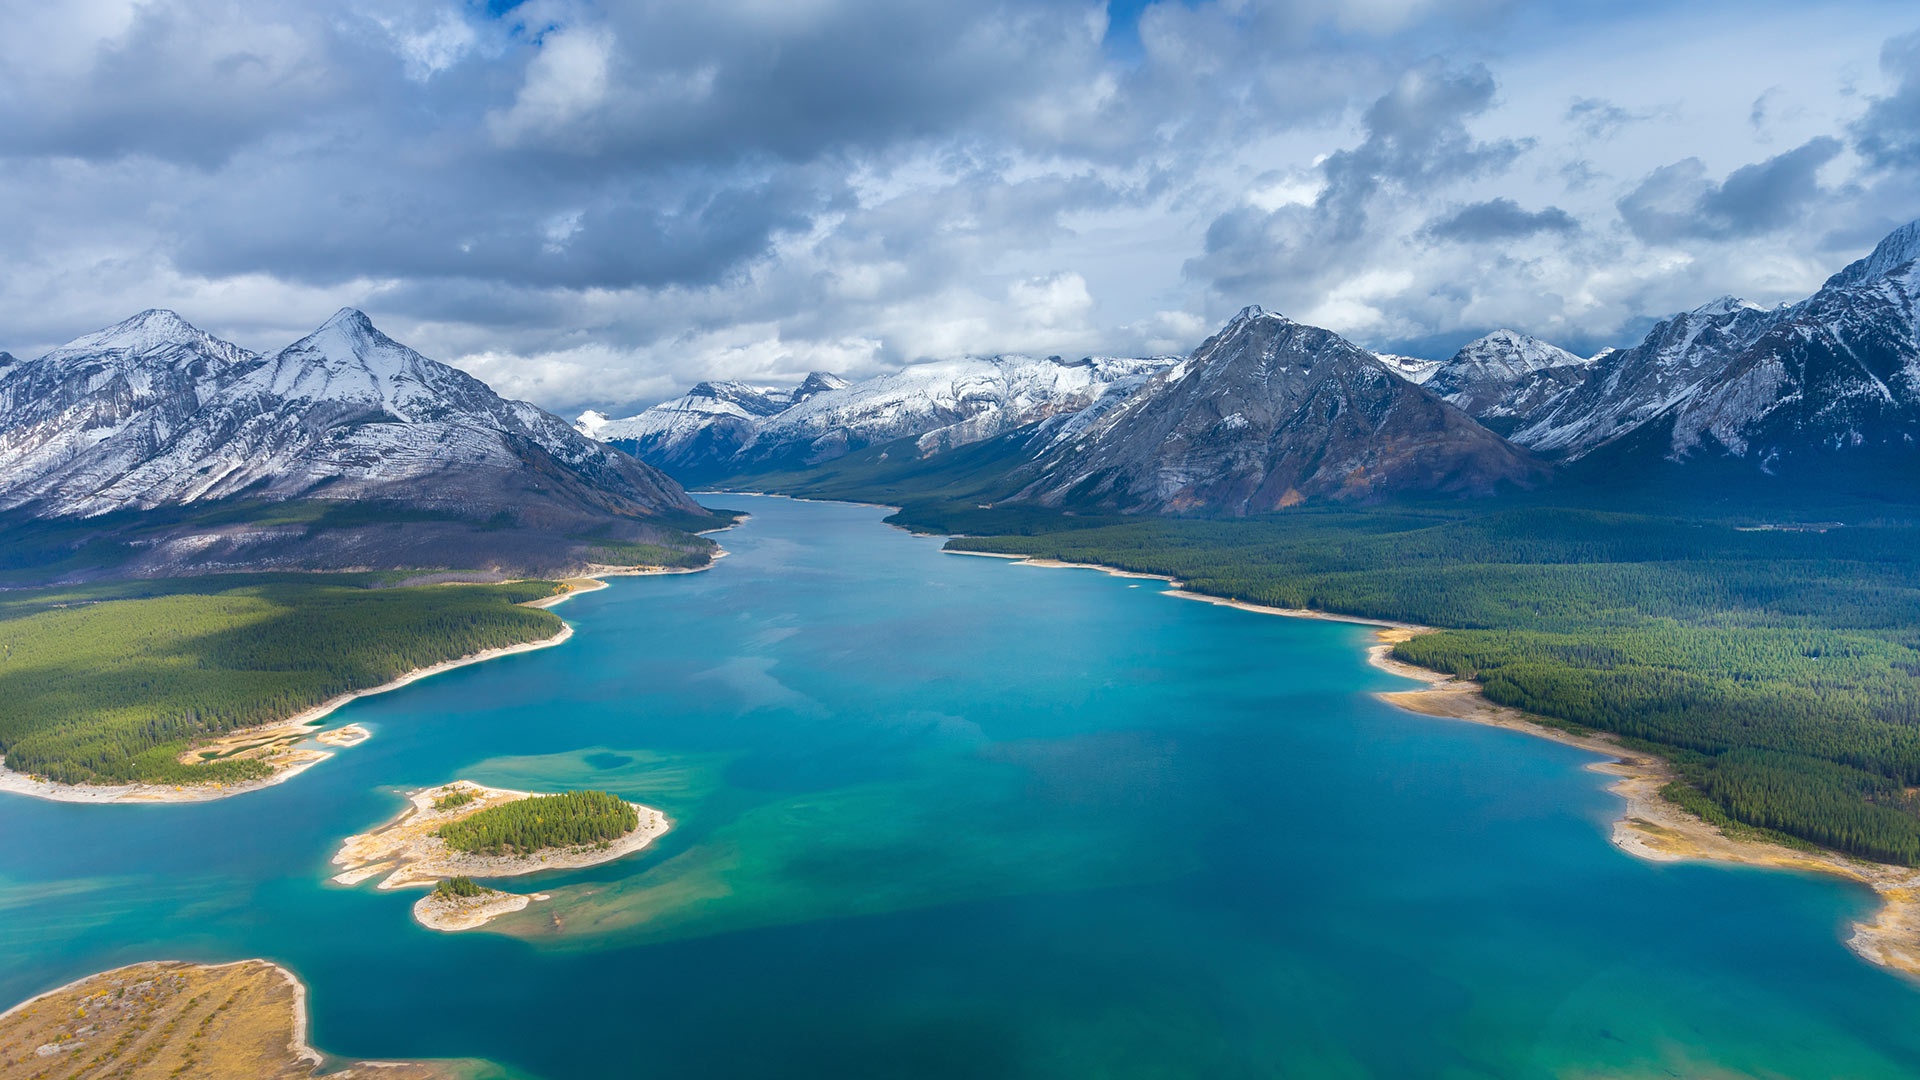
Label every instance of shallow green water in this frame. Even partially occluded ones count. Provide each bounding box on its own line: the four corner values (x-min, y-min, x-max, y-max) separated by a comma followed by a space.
4, 495, 1920, 1077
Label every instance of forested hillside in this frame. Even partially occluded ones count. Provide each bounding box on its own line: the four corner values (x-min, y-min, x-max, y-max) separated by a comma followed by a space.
910, 501, 1920, 865
0, 576, 566, 785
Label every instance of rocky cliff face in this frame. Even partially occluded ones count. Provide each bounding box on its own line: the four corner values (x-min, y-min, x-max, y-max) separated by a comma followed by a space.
1006, 307, 1547, 514
1508, 297, 1791, 459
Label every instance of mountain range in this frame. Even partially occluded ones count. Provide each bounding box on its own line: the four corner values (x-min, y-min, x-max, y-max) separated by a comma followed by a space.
585, 217, 1920, 513
6, 217, 1917, 567
0, 309, 717, 579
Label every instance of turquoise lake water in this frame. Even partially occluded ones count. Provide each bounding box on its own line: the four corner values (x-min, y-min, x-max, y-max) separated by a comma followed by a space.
5, 494, 1920, 1077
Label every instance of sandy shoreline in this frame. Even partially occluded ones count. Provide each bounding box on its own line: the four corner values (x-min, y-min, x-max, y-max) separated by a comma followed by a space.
951, 548, 1920, 981
0, 559, 724, 807
332, 780, 670, 931
0, 958, 464, 1078
0, 623, 575, 805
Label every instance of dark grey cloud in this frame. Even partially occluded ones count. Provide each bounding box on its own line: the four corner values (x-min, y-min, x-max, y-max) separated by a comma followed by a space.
1618, 137, 1844, 242
0, 1, 1911, 415
1185, 60, 1525, 299
1854, 30, 1920, 167
1423, 198, 1577, 241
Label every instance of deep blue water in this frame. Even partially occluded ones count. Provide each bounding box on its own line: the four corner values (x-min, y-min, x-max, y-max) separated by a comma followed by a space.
3, 495, 1920, 1078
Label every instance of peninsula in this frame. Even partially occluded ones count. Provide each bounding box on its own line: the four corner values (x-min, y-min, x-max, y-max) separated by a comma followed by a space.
332, 781, 670, 931
0, 959, 482, 1079
0, 574, 659, 805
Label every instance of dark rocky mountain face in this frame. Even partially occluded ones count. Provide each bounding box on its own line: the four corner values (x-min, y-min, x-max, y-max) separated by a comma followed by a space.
1006, 307, 1547, 514
1544, 219, 1920, 487
1656, 233, 1920, 472
1509, 297, 1791, 459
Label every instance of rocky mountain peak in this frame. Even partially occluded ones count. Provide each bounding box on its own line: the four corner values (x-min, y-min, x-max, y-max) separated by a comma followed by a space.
43, 309, 253, 369
1824, 219, 1920, 290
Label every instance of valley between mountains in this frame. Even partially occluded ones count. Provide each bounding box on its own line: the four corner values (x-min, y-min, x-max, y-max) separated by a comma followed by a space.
6, 219, 1920, 1074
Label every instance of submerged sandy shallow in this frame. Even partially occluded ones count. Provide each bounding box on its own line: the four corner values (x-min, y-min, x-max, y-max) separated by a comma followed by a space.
332, 780, 670, 931
949, 548, 1920, 982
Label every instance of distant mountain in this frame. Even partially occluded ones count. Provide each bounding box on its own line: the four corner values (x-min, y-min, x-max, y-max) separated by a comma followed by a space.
0, 309, 716, 578
1372, 353, 1443, 384
1421, 330, 1596, 437
581, 372, 848, 477
1484, 218, 1920, 485
587, 354, 1174, 483
1005, 307, 1546, 514
1631, 223, 1920, 473
1509, 297, 1790, 459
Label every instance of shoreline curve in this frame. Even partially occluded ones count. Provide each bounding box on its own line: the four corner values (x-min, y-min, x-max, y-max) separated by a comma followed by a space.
0, 560, 716, 806
946, 548, 1920, 981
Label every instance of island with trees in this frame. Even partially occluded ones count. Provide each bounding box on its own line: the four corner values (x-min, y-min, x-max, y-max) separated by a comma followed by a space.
332, 782, 669, 932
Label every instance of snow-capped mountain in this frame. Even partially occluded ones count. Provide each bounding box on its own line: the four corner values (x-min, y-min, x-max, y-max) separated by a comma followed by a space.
1497, 217, 1920, 475
1421, 330, 1596, 436
581, 372, 848, 476
1644, 224, 1920, 470
1006, 307, 1546, 514
1510, 296, 1790, 459
587, 354, 1174, 482
743, 355, 1173, 466
0, 308, 705, 525
1372, 352, 1443, 384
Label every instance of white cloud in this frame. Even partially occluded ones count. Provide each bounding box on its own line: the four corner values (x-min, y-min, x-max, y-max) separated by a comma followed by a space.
487, 24, 614, 146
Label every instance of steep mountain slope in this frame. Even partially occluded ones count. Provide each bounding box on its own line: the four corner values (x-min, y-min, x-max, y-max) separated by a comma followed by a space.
1651, 225, 1920, 470
1007, 307, 1546, 514
0, 311, 261, 514
0, 309, 704, 524
1423, 330, 1595, 436
0, 309, 718, 579
1511, 297, 1790, 458
1372, 352, 1443, 384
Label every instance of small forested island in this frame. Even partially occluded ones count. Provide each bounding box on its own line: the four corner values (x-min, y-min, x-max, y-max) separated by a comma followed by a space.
333, 782, 668, 931
0, 959, 482, 1079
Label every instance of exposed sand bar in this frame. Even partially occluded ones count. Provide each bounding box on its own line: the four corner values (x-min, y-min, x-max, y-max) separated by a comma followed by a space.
0, 958, 473, 1079
332, 780, 670, 931
950, 548, 1920, 981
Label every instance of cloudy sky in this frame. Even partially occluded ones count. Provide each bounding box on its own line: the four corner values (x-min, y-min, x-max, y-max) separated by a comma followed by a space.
4, 0, 1918, 417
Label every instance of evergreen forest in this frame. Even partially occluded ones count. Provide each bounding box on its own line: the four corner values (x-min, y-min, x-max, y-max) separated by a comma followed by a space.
0, 575, 565, 786
892, 499, 1920, 866
436, 790, 639, 855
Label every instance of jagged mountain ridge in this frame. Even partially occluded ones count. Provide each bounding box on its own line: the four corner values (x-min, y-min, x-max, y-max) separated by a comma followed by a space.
585, 354, 1175, 483
1509, 297, 1791, 459
1005, 307, 1547, 514
580, 372, 849, 477
1411, 330, 1598, 437
0, 308, 705, 526
1650, 231, 1920, 469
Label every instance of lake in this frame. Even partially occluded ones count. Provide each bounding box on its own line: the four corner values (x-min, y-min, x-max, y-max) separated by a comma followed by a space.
3, 494, 1919, 1077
